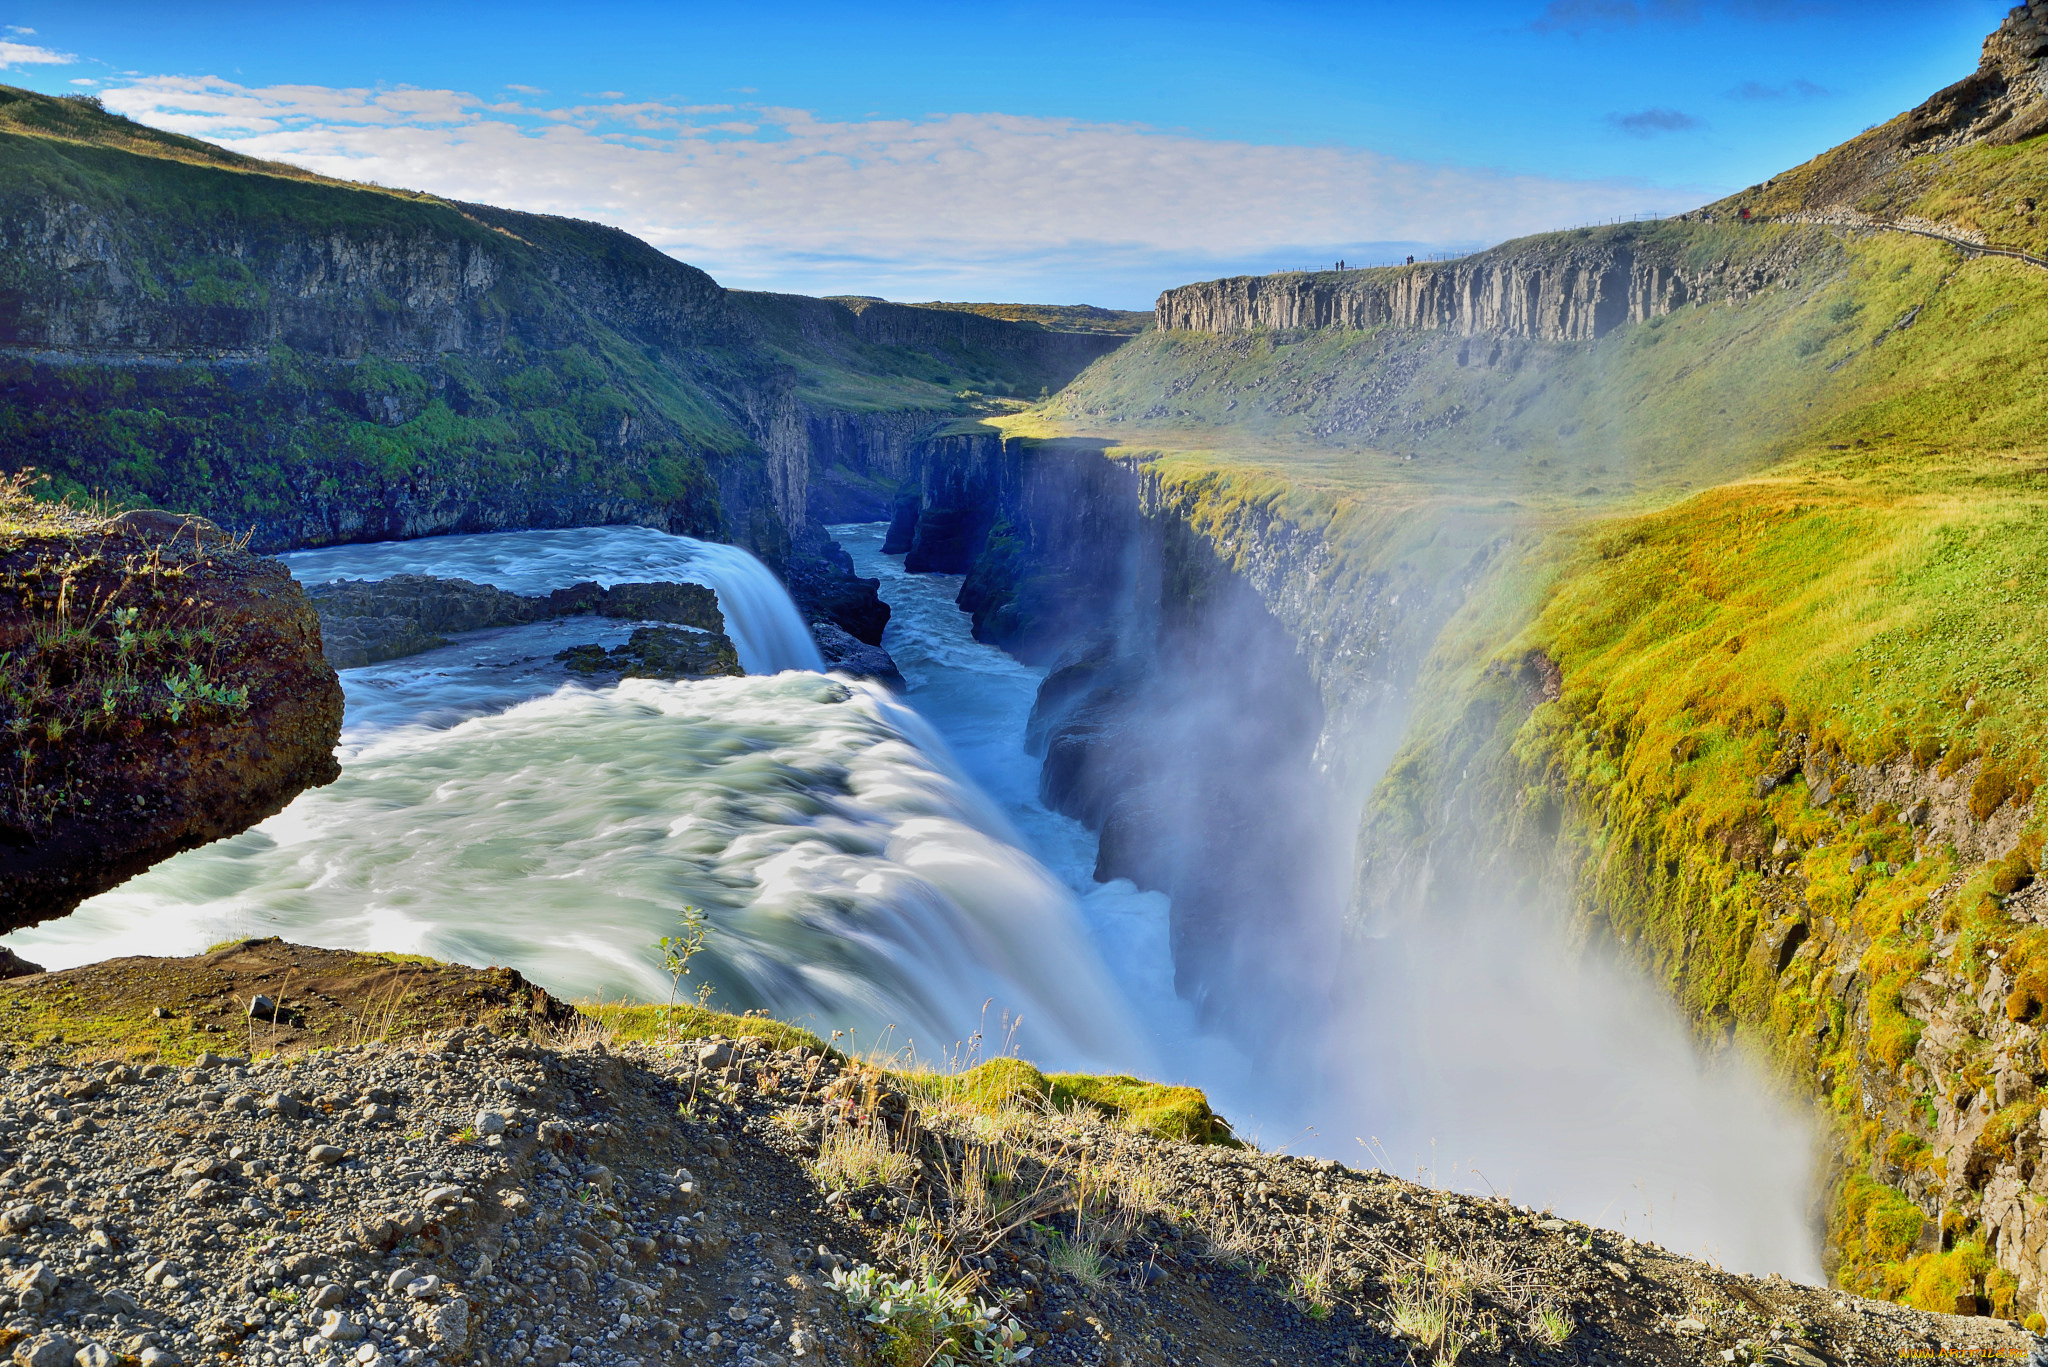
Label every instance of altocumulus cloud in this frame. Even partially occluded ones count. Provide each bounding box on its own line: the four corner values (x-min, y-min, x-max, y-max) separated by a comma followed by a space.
96, 75, 1702, 299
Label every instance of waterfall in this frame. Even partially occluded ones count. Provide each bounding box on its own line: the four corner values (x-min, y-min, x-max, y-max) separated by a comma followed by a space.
282, 526, 824, 674
7, 526, 1139, 1074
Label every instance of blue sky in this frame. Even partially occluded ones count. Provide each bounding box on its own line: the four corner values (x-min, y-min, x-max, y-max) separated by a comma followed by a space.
0, 1, 2011, 307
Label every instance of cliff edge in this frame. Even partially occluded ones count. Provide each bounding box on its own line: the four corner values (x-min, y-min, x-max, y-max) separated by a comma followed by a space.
0, 482, 343, 925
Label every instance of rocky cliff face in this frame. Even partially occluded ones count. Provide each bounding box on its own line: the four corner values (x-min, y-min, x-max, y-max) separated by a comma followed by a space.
1154, 227, 1795, 340
1706, 4, 2048, 254
0, 506, 343, 925
1353, 642, 2048, 1319
884, 435, 1489, 1019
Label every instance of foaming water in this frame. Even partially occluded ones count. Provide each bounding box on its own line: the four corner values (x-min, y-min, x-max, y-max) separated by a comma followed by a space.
10, 526, 1138, 1071
832, 522, 1820, 1279
830, 525, 1247, 1100
283, 526, 824, 675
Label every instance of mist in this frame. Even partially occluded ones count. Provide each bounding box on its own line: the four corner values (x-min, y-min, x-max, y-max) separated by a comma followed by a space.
1028, 521, 1824, 1279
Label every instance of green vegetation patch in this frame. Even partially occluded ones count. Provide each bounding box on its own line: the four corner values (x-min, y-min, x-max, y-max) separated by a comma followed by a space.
576, 1001, 829, 1055
916, 1057, 1235, 1145
1, 479, 265, 835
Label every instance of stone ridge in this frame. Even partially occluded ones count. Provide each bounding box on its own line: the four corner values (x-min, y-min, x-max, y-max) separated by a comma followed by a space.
302, 576, 728, 671
1898, 2, 2048, 155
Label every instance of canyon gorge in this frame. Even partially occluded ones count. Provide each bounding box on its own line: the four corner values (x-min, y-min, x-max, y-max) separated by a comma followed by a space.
4, 4, 2048, 1356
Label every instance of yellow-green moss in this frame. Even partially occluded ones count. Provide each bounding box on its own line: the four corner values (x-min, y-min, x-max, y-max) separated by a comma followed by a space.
915, 1057, 1236, 1145
1900, 1237, 1996, 1314
576, 1001, 829, 1055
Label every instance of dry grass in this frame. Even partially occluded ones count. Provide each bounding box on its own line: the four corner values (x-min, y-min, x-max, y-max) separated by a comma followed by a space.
1384, 1246, 1476, 1365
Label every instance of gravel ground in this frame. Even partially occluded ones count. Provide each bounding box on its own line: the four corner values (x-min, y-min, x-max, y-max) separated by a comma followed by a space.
0, 943, 2039, 1367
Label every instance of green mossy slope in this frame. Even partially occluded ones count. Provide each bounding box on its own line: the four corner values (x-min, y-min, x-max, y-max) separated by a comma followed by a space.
1011, 159, 2048, 1314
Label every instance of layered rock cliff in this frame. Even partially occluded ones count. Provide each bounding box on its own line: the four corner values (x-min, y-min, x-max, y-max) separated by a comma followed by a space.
1154, 226, 1798, 340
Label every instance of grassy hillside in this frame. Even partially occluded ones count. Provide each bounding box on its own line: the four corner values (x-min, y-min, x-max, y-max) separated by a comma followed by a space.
731, 291, 1095, 410
0, 84, 1120, 551
1036, 223, 2046, 513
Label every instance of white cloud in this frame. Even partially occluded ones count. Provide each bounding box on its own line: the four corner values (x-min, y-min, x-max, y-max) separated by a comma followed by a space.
0, 39, 73, 68
94, 74, 1710, 304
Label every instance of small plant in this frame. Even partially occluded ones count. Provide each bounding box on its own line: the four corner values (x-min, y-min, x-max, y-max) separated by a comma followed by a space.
655, 907, 712, 1042
1043, 1227, 1107, 1290
1389, 1276, 1467, 1365
829, 1263, 1032, 1365
1287, 1219, 1340, 1320
1385, 1245, 1473, 1365
815, 1107, 919, 1193
1530, 1302, 1573, 1348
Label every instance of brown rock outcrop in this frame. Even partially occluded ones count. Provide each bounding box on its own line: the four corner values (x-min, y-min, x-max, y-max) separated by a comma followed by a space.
0, 508, 344, 926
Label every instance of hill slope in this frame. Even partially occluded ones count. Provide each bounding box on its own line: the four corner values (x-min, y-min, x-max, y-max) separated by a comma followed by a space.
0, 85, 1124, 580
0, 938, 2028, 1367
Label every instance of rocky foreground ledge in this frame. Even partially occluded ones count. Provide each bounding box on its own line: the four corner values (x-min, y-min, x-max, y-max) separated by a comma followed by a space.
0, 940, 2032, 1367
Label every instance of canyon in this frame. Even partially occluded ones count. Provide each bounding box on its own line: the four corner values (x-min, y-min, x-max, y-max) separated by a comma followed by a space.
3, 0, 2048, 1343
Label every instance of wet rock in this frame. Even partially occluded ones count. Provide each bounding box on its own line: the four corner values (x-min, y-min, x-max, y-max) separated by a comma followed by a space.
811, 621, 903, 688
307, 575, 729, 670
556, 626, 741, 680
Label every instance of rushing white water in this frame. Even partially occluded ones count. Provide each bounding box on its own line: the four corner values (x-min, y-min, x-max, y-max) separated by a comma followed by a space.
828, 525, 1251, 1099
5, 527, 1137, 1071
283, 526, 824, 675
